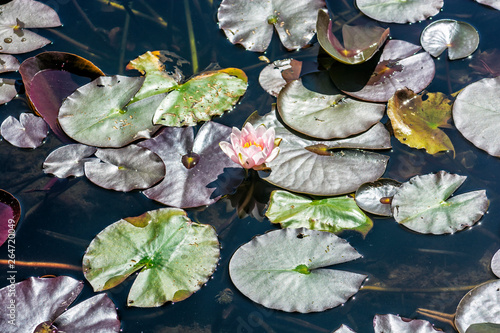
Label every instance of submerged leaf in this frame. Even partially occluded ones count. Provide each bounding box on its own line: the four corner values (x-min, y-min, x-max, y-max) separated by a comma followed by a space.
83, 208, 220, 307
392, 171, 489, 234
356, 0, 443, 24
43, 144, 98, 178
1, 112, 48, 148
218, 0, 326, 52
374, 314, 442, 332
0, 0, 62, 54
421, 19, 479, 60
266, 190, 373, 236
316, 9, 389, 65
387, 88, 454, 155
229, 228, 366, 312
84, 145, 165, 192
0, 189, 21, 247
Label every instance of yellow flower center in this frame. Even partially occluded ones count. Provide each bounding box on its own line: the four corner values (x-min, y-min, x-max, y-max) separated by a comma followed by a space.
243, 141, 263, 150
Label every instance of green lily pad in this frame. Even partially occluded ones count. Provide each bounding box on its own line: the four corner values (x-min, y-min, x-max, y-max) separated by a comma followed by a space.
153, 68, 247, 126
387, 88, 454, 155
266, 190, 373, 236
217, 0, 326, 52
229, 228, 366, 312
356, 0, 443, 24
58, 75, 163, 148
316, 9, 390, 65
466, 323, 500, 333
83, 208, 220, 307
0, 0, 62, 54
355, 179, 401, 216
84, 145, 165, 192
455, 280, 500, 333
421, 19, 479, 60
277, 78, 385, 139
391, 171, 489, 234
247, 110, 390, 195
453, 77, 500, 157
374, 314, 442, 332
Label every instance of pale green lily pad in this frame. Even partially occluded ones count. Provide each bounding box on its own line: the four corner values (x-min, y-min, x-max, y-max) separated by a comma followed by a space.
83, 208, 220, 308
218, 0, 326, 52
455, 280, 500, 333
453, 77, 500, 157
266, 190, 373, 236
43, 144, 98, 178
229, 228, 366, 312
58, 75, 163, 148
277, 78, 385, 139
466, 323, 500, 333
391, 171, 489, 234
356, 0, 443, 24
355, 179, 401, 216
247, 110, 390, 195
374, 314, 442, 332
153, 68, 247, 126
421, 19, 479, 60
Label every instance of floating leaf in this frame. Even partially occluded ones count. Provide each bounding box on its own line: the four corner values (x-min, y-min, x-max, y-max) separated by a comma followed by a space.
453, 77, 500, 157
19, 52, 104, 142
43, 144, 98, 178
475, 0, 500, 10
374, 314, 442, 332
0, 54, 20, 73
355, 179, 401, 216
491, 249, 500, 278
0, 0, 62, 54
217, 0, 326, 52
84, 145, 165, 192
334, 325, 356, 333
421, 19, 479, 60
316, 10, 389, 65
0, 78, 17, 105
466, 323, 500, 333
392, 171, 489, 234
0, 276, 120, 333
0, 189, 21, 247
152, 68, 247, 126
259, 58, 302, 97
58, 75, 163, 148
266, 190, 373, 236
247, 110, 390, 195
83, 208, 220, 307
1, 112, 48, 148
138, 121, 245, 208
356, 0, 443, 24
277, 78, 385, 139
229, 228, 366, 312
455, 280, 500, 333
330, 40, 435, 102
387, 88, 454, 155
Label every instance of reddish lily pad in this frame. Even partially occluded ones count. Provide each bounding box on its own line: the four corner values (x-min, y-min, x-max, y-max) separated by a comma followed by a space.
1, 112, 48, 148
43, 144, 98, 178
356, 0, 443, 24
0, 189, 21, 247
316, 9, 390, 65
421, 20, 479, 60
259, 58, 302, 97
387, 88, 454, 155
218, 0, 326, 52
0, 0, 62, 54
331, 40, 435, 102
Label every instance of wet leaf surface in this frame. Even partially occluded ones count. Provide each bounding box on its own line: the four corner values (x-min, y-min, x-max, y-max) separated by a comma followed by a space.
355, 179, 401, 216
316, 9, 389, 65
83, 208, 220, 307
387, 88, 454, 155
259, 58, 302, 97
0, 0, 62, 54
392, 171, 489, 234
1, 112, 48, 148
229, 228, 366, 312
218, 0, 326, 52
0, 189, 20, 247
421, 19, 479, 60
84, 144, 165, 192
266, 190, 373, 236
374, 314, 442, 332
356, 0, 443, 24
43, 144, 97, 178
138, 121, 245, 208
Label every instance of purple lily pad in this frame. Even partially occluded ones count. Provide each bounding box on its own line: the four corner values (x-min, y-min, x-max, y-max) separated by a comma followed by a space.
330, 40, 435, 102
0, 0, 62, 54
0, 189, 21, 247
0, 276, 120, 332
138, 121, 245, 208
0, 54, 20, 73
43, 144, 98, 178
1, 112, 48, 148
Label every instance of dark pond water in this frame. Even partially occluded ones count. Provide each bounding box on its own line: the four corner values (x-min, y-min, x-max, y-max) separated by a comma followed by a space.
1, 0, 500, 332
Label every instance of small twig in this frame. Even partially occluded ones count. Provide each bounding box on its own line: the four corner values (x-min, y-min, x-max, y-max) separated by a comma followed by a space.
0, 259, 81, 271
118, 3, 131, 74
184, 0, 199, 73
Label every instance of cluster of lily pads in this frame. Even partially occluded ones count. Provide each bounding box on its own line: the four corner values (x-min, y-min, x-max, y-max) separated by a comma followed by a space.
2, 0, 500, 331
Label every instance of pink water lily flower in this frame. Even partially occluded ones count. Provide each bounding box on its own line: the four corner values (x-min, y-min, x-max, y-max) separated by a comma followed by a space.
220, 123, 280, 169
